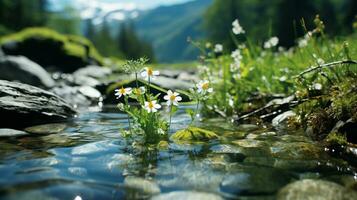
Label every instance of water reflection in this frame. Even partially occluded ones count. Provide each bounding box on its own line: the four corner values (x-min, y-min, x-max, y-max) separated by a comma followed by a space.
0, 107, 356, 199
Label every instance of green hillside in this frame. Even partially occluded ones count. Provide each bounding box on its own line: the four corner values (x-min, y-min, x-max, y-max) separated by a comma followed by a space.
134, 0, 212, 62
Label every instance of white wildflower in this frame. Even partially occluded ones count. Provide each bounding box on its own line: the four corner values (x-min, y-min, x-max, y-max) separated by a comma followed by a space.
232, 19, 245, 35
164, 90, 182, 106
144, 100, 161, 113
196, 80, 213, 94
141, 67, 160, 80
214, 44, 223, 53
115, 87, 132, 99
264, 37, 279, 49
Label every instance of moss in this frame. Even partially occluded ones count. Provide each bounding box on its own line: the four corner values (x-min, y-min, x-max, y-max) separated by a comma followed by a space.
170, 126, 219, 142
0, 27, 103, 72
157, 140, 169, 149
325, 132, 348, 146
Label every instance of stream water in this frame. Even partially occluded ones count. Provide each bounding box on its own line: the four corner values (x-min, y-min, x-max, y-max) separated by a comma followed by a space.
0, 106, 356, 200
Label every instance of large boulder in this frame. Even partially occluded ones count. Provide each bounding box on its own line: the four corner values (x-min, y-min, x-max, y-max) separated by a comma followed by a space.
0, 28, 103, 72
0, 80, 76, 128
0, 55, 55, 88
277, 179, 357, 200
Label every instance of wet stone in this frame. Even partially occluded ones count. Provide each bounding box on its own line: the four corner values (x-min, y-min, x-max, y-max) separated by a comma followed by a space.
232, 139, 267, 148
270, 141, 326, 160
124, 176, 161, 195
151, 191, 223, 200
0, 129, 29, 137
24, 123, 67, 135
220, 167, 295, 195
236, 124, 260, 132
277, 179, 357, 200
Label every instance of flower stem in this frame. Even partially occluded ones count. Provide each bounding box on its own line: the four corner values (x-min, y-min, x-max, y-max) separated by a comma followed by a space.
168, 105, 173, 132
190, 99, 200, 125
135, 73, 139, 88
124, 96, 131, 130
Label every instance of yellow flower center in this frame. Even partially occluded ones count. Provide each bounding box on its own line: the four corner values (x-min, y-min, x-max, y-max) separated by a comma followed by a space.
170, 95, 176, 101
148, 101, 154, 109
120, 87, 126, 94
202, 82, 209, 90
147, 68, 153, 76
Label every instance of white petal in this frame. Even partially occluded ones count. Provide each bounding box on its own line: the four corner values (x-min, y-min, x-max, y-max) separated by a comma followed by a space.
141, 71, 147, 77
176, 96, 182, 101
151, 108, 157, 113
154, 104, 161, 109
164, 95, 170, 100
153, 71, 160, 76
208, 88, 213, 93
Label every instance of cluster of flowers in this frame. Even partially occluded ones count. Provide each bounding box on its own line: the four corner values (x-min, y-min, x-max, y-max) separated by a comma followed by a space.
114, 61, 213, 143
115, 67, 213, 113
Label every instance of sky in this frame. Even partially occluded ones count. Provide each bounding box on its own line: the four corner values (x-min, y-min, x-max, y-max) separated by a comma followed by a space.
49, 0, 194, 10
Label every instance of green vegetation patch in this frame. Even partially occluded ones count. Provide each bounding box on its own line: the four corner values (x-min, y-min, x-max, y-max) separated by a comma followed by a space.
0, 27, 103, 72
170, 126, 219, 142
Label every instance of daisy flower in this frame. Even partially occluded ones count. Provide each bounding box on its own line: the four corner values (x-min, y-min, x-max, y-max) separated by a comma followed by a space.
141, 67, 160, 80
164, 90, 182, 106
214, 44, 223, 53
232, 19, 245, 35
144, 100, 161, 113
115, 87, 132, 99
196, 80, 213, 94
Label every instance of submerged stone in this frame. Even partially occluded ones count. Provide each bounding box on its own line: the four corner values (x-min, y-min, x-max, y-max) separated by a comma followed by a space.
220, 167, 294, 195
277, 179, 357, 200
151, 191, 223, 200
0, 128, 29, 137
25, 123, 67, 135
124, 176, 161, 195
271, 141, 326, 160
170, 127, 219, 142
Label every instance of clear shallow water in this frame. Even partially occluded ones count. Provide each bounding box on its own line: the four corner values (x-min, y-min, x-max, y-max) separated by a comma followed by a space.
0, 106, 356, 200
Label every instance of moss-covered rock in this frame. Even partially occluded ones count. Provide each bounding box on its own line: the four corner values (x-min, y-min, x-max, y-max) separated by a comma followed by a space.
0, 27, 103, 72
170, 127, 219, 142
104, 78, 190, 104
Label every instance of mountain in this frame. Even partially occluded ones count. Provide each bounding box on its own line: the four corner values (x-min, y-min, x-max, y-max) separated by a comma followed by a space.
133, 0, 213, 62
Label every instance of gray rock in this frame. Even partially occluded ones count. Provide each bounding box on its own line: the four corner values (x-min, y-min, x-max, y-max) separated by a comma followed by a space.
73, 75, 100, 87
0, 80, 76, 128
78, 86, 101, 99
277, 179, 357, 200
0, 128, 29, 137
220, 167, 294, 195
24, 123, 67, 135
51, 85, 101, 107
124, 177, 161, 195
73, 65, 111, 79
151, 76, 193, 90
151, 191, 223, 200
272, 110, 296, 129
0, 56, 55, 88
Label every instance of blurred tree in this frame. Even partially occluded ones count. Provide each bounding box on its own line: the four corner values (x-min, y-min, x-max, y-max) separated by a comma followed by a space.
0, 0, 47, 33
46, 6, 81, 35
275, 0, 317, 47
343, 0, 357, 33
117, 22, 155, 62
203, 0, 354, 49
93, 22, 122, 58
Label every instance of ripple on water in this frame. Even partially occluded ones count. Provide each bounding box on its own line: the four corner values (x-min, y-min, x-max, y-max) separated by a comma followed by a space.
71, 140, 118, 156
